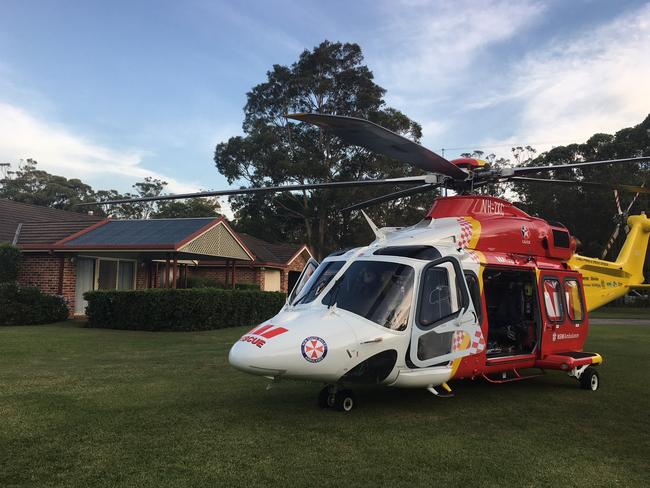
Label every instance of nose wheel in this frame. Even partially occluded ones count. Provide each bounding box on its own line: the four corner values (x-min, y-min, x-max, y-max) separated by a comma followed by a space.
318, 386, 356, 412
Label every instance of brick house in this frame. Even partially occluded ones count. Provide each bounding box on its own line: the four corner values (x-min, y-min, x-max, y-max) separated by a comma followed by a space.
192, 233, 314, 293
1, 199, 312, 316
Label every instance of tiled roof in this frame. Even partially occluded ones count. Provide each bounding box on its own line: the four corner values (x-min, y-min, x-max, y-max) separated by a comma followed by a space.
0, 199, 101, 244
61, 218, 217, 247
17, 221, 105, 245
238, 233, 307, 265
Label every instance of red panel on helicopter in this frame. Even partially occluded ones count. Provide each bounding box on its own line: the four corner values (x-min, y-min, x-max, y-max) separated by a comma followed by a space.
427, 196, 576, 261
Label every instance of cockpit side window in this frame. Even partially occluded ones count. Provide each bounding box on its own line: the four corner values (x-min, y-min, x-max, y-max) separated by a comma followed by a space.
294, 261, 344, 305
418, 265, 460, 328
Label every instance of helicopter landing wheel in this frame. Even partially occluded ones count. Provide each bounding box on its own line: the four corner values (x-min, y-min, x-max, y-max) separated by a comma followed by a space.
333, 389, 356, 412
579, 367, 600, 391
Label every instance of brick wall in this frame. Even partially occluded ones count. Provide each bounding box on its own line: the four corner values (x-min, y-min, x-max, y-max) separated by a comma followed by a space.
190, 263, 263, 289
281, 252, 310, 293
18, 253, 77, 316
191, 251, 312, 293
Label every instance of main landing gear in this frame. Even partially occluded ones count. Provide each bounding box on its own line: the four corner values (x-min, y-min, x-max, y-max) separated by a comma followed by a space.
318, 385, 356, 412
569, 365, 600, 391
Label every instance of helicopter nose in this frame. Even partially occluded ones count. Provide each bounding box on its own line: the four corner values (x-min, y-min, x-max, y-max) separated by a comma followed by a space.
228, 339, 286, 376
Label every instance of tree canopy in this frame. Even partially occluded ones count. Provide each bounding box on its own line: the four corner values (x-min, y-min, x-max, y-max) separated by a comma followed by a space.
0, 160, 220, 219
214, 40, 435, 259
513, 114, 650, 259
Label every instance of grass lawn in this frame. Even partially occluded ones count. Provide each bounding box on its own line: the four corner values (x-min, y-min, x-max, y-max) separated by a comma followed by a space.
589, 307, 649, 319
1, 322, 648, 488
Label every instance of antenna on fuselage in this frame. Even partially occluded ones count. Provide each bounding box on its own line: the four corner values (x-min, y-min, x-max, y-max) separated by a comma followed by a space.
361, 210, 386, 243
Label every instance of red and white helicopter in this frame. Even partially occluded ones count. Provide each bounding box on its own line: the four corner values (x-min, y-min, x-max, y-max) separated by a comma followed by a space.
100, 114, 650, 412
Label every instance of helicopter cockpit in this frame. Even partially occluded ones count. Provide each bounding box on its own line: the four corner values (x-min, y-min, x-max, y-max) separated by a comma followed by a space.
287, 244, 466, 339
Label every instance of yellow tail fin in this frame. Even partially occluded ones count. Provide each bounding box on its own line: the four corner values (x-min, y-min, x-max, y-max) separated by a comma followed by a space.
568, 213, 650, 311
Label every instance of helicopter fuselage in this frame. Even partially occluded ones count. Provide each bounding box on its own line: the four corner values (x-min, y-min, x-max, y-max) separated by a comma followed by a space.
229, 195, 649, 398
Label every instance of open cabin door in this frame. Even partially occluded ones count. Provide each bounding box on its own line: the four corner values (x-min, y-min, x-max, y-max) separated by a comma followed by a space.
288, 258, 319, 305
409, 256, 483, 368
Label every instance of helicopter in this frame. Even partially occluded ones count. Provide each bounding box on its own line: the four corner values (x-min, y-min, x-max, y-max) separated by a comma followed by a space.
93, 113, 650, 412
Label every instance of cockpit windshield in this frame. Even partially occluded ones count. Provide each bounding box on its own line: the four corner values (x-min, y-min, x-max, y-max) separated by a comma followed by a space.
322, 261, 414, 331
293, 260, 345, 305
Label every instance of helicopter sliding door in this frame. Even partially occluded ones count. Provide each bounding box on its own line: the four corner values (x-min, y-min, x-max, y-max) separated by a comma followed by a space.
409, 256, 482, 368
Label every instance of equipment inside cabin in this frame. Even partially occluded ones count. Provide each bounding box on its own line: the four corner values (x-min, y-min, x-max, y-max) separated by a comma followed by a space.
483, 269, 538, 357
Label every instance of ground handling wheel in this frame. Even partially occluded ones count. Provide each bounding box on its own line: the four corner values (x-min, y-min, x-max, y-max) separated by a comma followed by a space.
579, 367, 600, 391
333, 389, 356, 412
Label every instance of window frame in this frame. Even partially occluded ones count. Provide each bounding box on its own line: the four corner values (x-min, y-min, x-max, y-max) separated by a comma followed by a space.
85, 256, 138, 291
542, 277, 565, 323
563, 277, 585, 324
463, 270, 483, 326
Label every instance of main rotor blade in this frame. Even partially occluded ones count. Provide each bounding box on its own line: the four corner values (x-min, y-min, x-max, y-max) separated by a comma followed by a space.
78, 176, 431, 206
287, 113, 468, 180
340, 183, 438, 212
510, 176, 650, 194
512, 156, 650, 176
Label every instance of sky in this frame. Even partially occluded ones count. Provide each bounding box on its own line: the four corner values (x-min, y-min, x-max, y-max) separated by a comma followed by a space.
1, 0, 649, 202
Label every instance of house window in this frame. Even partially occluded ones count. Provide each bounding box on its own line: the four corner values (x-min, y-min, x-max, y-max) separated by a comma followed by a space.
95, 259, 136, 291
98, 261, 118, 289
118, 261, 135, 290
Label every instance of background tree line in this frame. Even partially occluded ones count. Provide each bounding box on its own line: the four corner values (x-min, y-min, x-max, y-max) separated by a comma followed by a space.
0, 159, 221, 219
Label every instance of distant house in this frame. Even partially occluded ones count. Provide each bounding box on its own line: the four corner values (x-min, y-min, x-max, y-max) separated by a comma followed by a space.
1, 199, 312, 316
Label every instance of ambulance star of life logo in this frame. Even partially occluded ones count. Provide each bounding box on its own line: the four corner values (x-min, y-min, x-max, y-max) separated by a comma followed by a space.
301, 336, 328, 363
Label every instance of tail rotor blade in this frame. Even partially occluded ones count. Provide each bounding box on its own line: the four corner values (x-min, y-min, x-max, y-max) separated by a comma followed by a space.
601, 222, 622, 260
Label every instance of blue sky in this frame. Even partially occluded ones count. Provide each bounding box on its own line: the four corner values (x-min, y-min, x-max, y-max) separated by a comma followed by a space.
1, 0, 649, 200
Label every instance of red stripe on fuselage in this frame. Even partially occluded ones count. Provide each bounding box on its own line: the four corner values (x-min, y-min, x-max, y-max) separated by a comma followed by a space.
250, 324, 273, 336
260, 327, 288, 339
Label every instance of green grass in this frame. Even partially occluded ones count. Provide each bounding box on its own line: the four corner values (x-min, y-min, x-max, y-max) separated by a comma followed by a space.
1, 322, 648, 488
590, 307, 650, 319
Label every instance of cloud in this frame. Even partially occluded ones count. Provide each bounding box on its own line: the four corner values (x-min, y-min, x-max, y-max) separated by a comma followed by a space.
371, 0, 545, 100
366, 0, 545, 149
0, 101, 200, 194
477, 3, 650, 151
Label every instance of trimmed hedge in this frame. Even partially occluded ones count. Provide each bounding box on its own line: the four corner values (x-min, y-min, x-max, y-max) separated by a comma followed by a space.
0, 244, 21, 283
0, 282, 69, 326
84, 288, 286, 331
187, 276, 260, 291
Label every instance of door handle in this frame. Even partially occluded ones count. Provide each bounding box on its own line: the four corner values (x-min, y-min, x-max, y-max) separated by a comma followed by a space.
360, 337, 383, 345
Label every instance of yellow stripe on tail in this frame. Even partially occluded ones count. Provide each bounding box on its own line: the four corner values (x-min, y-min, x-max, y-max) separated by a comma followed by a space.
568, 213, 650, 311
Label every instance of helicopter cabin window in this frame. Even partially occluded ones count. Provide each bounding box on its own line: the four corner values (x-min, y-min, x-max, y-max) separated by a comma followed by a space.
294, 260, 344, 304
564, 279, 584, 322
415, 261, 462, 361
418, 265, 460, 327
483, 269, 539, 357
543, 278, 564, 322
321, 261, 414, 331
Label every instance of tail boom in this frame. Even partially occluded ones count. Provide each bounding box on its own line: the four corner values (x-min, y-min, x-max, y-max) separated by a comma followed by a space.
568, 213, 650, 311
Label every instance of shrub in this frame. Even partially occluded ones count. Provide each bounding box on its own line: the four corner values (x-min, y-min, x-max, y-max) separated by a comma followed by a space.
0, 244, 22, 283
187, 276, 260, 291
0, 282, 69, 326
84, 288, 286, 331
187, 276, 223, 288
